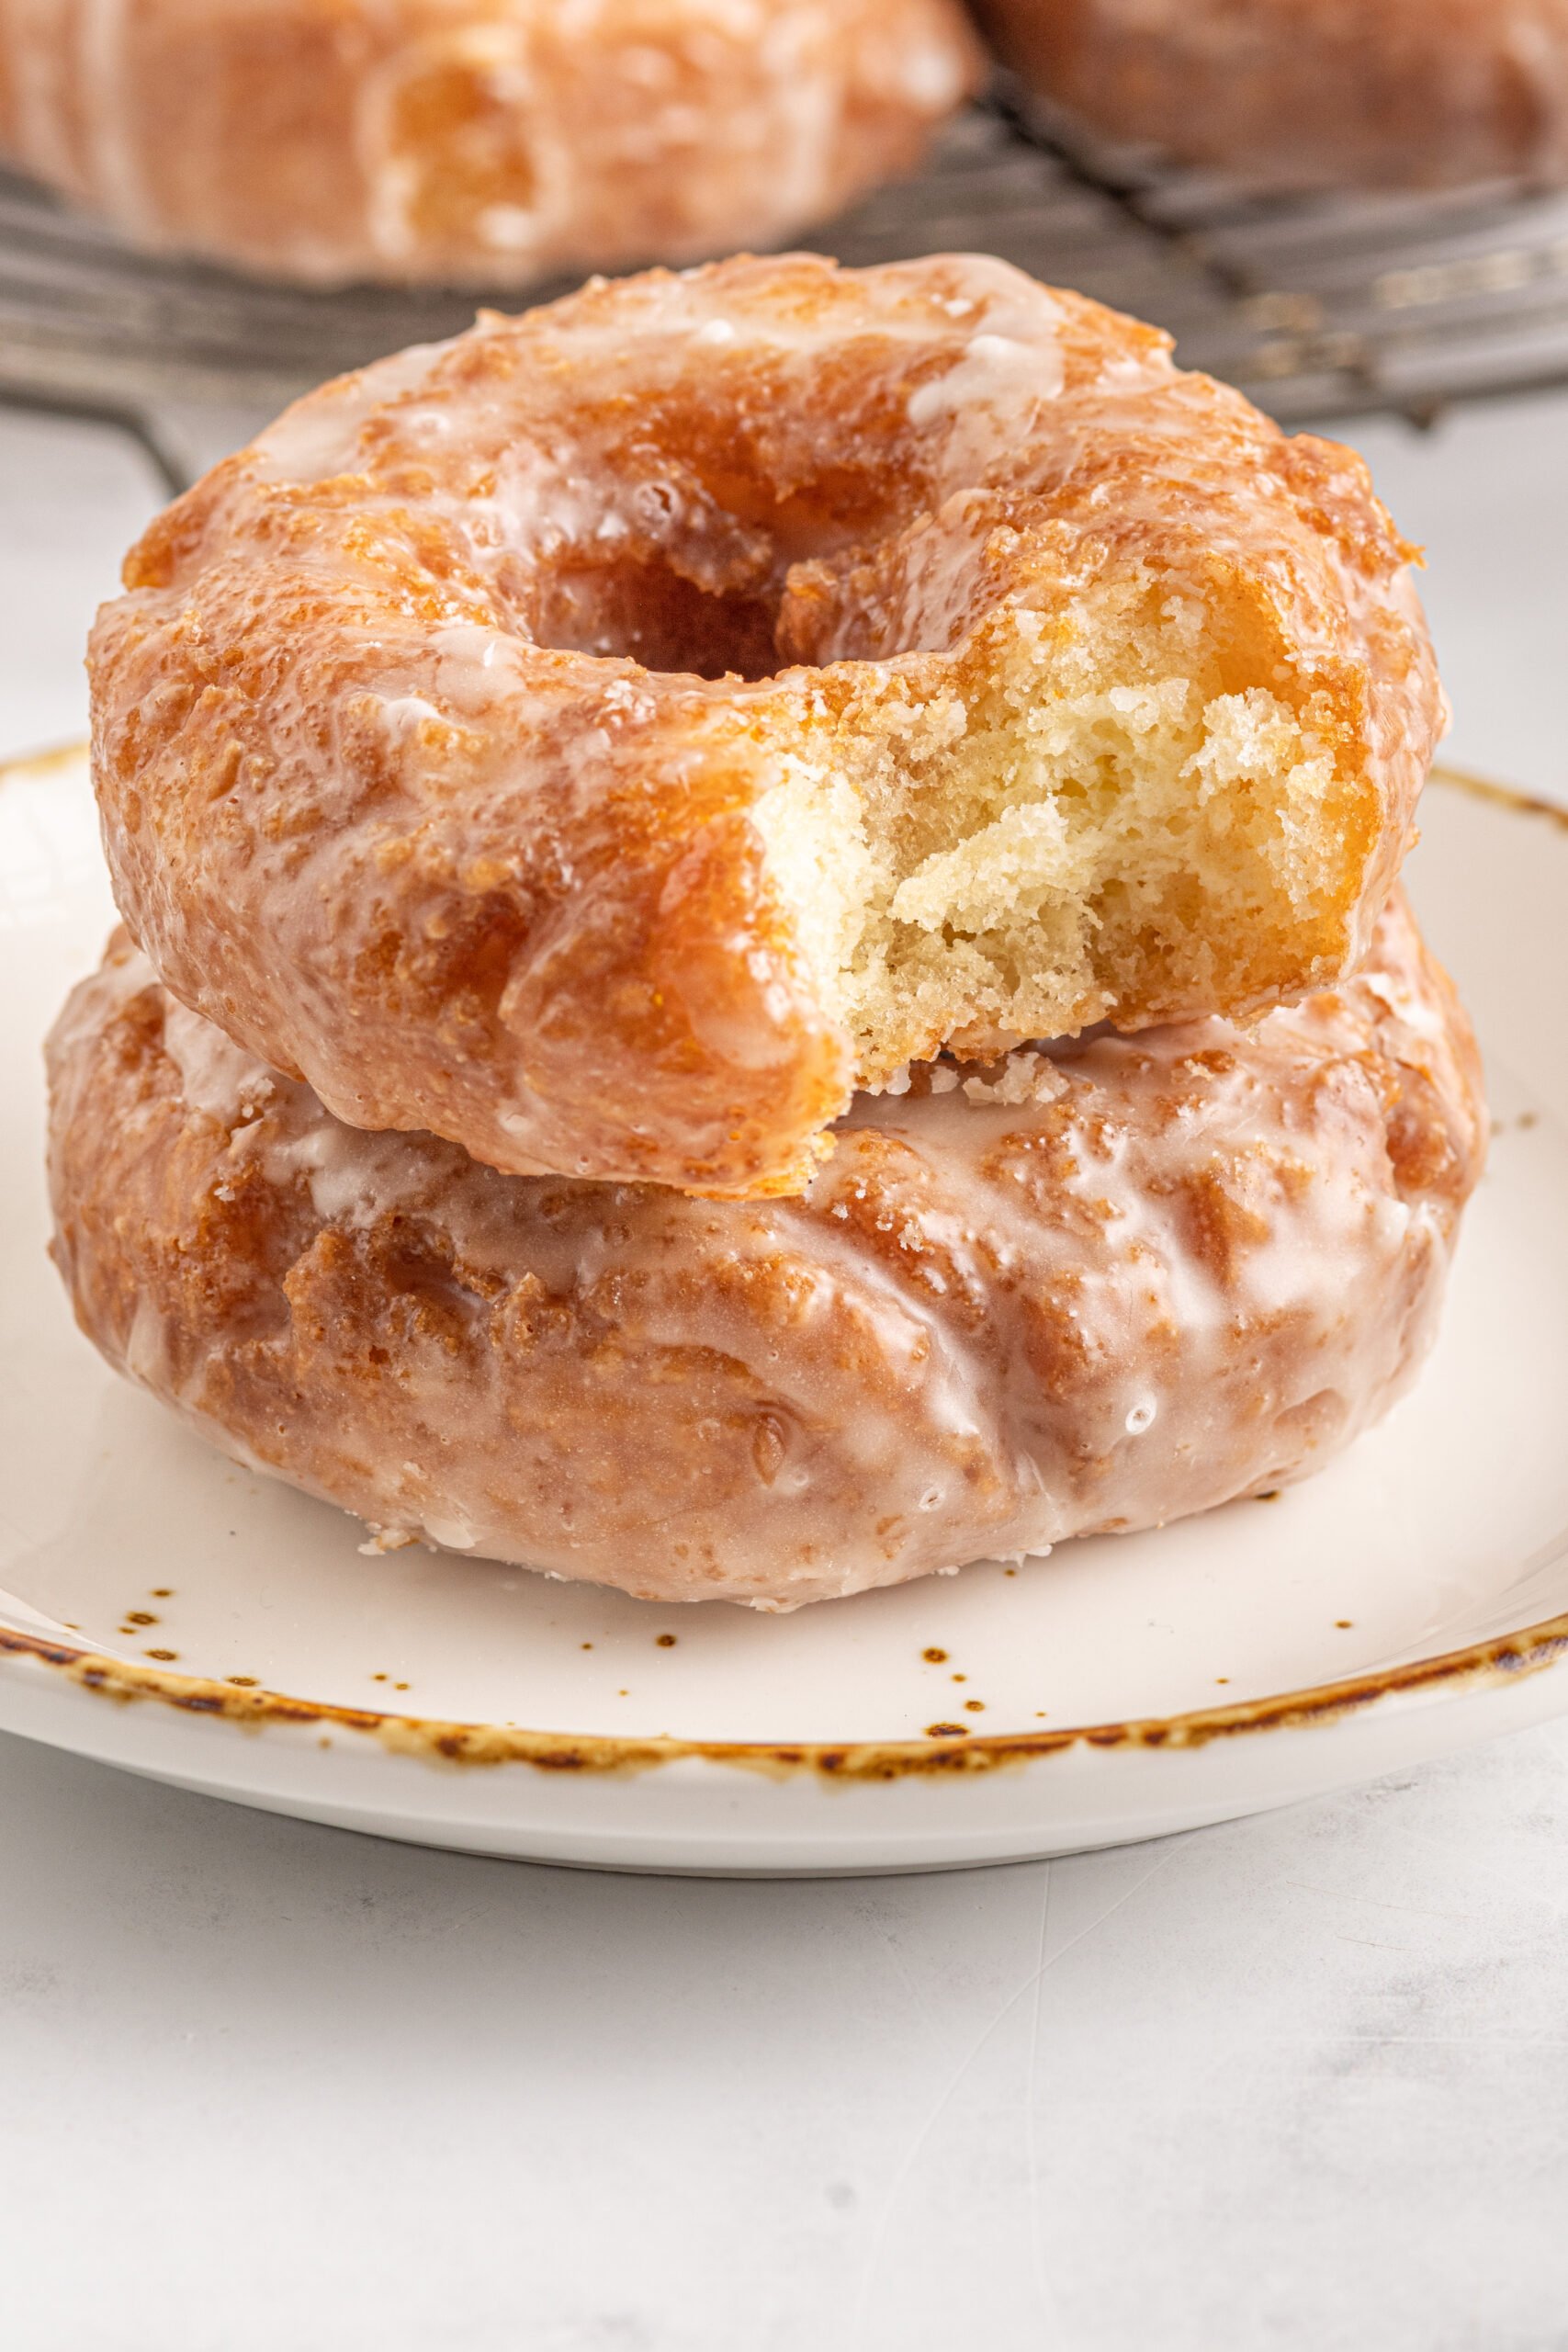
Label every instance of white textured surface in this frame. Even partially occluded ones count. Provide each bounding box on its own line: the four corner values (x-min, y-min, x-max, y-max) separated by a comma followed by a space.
0, 406, 160, 758
1346, 397, 1568, 803
1, 384, 1566, 2347
2, 1724, 1568, 2351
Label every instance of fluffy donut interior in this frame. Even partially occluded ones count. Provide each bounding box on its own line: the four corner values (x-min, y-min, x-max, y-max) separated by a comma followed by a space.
753, 575, 1364, 1080
530, 535, 1371, 1081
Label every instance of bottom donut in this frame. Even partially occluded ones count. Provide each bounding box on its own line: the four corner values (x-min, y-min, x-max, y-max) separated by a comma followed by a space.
47, 896, 1484, 1611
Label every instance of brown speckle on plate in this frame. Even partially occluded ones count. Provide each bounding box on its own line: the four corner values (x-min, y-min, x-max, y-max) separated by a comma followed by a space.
143, 1647, 177, 1662
655, 1634, 677, 1648
964, 1699, 986, 1713
921, 1646, 948, 1664
226, 1675, 257, 1688
925, 1721, 970, 1738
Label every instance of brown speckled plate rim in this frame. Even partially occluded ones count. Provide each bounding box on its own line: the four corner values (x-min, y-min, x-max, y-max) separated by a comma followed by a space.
4, 746, 1566, 1781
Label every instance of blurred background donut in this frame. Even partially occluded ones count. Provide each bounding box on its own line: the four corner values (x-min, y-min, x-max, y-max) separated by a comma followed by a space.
976, 0, 1568, 192
0, 0, 980, 285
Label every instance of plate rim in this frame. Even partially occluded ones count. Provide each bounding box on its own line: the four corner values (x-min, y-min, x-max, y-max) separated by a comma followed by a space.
3, 1614, 1568, 1782
7, 743, 1568, 1784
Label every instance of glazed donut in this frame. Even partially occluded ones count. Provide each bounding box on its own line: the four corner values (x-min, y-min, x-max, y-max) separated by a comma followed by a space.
0, 0, 977, 286
47, 892, 1484, 1611
978, 0, 1568, 191
90, 252, 1443, 1199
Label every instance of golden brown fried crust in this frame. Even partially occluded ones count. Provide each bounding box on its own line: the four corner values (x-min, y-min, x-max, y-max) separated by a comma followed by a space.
979, 0, 1568, 190
0, 0, 978, 284
89, 254, 1442, 1197
47, 891, 1485, 1610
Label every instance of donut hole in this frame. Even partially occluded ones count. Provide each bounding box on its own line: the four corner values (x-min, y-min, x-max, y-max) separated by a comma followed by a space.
1269, 1389, 1348, 1459
504, 447, 912, 684
526, 556, 782, 681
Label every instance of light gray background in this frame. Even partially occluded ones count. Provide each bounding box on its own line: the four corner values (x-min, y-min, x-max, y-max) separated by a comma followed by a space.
2, 387, 1565, 2352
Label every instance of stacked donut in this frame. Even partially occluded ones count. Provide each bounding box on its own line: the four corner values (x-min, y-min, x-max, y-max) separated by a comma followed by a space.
48, 253, 1486, 1609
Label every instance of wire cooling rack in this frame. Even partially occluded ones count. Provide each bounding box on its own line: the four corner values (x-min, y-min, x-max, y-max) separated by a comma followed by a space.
6, 86, 1568, 490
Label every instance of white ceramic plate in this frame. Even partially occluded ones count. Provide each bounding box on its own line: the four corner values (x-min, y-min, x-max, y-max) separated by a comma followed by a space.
3, 746, 1566, 1873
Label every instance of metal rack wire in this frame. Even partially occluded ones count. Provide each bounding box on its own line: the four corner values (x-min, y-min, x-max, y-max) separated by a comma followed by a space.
6, 85, 1568, 489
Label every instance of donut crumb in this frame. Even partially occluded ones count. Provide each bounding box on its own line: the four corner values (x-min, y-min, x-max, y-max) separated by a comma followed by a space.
754, 592, 1357, 1084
